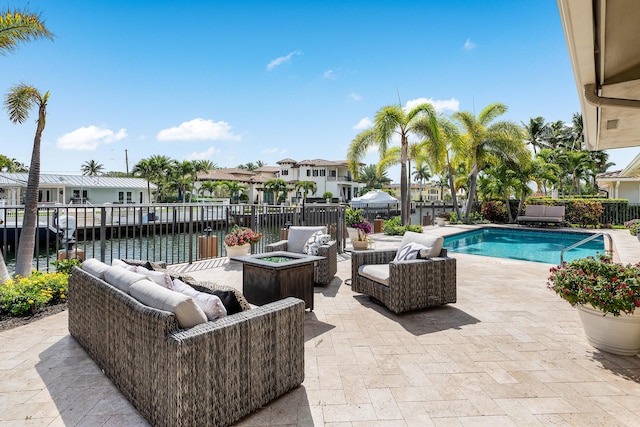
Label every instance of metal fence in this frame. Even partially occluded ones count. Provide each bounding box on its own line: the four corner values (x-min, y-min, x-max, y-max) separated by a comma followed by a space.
0, 202, 347, 274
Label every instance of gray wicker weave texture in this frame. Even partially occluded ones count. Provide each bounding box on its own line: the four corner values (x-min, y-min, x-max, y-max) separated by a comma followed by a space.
265, 240, 338, 285
351, 248, 456, 314
68, 266, 305, 427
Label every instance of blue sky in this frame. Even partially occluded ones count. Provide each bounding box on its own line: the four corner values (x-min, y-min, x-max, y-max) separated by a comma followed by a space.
2, 0, 637, 182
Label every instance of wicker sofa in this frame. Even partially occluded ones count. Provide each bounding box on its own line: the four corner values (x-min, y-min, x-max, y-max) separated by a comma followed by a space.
68, 259, 305, 427
351, 231, 456, 314
265, 226, 338, 285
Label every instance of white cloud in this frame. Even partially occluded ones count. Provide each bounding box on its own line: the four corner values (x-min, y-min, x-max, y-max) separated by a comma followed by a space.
323, 70, 336, 80
184, 146, 219, 161
464, 38, 476, 51
353, 117, 372, 130
348, 92, 362, 102
266, 50, 301, 71
56, 125, 127, 150
156, 118, 241, 141
405, 97, 460, 113
261, 147, 287, 155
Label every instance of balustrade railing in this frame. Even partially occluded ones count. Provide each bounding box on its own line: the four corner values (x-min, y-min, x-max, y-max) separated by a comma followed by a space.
0, 202, 346, 274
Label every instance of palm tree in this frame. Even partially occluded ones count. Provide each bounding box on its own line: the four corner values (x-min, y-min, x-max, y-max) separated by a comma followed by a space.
198, 181, 217, 197
0, 9, 52, 281
81, 159, 104, 176
224, 180, 246, 203
522, 116, 547, 154
264, 178, 288, 204
452, 103, 524, 222
358, 164, 391, 191
132, 159, 155, 202
5, 84, 49, 278
348, 103, 439, 224
412, 163, 431, 201
294, 180, 317, 200
0, 9, 53, 54
148, 155, 174, 202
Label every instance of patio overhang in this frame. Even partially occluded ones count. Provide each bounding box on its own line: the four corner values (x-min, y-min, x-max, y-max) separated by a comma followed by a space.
558, 0, 640, 151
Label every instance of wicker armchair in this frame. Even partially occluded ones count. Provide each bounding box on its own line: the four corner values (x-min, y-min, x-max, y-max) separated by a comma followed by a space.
351, 231, 456, 314
265, 226, 338, 285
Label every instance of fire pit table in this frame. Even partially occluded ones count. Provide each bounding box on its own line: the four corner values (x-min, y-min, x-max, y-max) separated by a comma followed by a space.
230, 251, 324, 310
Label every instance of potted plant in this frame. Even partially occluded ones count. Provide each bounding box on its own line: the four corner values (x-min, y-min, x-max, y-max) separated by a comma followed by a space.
322, 191, 333, 203
224, 225, 262, 257
624, 219, 640, 241
436, 212, 449, 227
548, 254, 640, 355
351, 220, 372, 250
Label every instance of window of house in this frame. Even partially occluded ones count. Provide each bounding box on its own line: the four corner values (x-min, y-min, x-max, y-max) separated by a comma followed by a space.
306, 170, 311, 177
282, 169, 289, 176
330, 170, 337, 177
320, 169, 326, 176
313, 169, 319, 177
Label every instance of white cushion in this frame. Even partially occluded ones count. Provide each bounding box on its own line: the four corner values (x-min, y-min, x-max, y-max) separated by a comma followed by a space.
303, 231, 331, 255
103, 266, 149, 294
358, 264, 389, 287
287, 226, 327, 253
81, 258, 110, 280
395, 242, 430, 261
130, 279, 207, 328
172, 278, 227, 321
111, 258, 137, 271
394, 231, 443, 261
136, 265, 173, 290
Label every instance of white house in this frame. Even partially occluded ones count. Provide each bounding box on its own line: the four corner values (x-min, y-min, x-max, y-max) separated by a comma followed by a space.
0, 173, 156, 205
596, 152, 640, 203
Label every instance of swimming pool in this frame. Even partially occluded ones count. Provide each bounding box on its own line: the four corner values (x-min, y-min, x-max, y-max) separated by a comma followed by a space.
442, 228, 605, 264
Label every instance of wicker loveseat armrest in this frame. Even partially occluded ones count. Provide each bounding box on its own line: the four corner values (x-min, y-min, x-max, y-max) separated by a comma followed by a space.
265, 240, 288, 252
167, 297, 305, 425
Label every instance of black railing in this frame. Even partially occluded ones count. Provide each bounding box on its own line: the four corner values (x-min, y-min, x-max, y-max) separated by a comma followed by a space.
0, 202, 346, 274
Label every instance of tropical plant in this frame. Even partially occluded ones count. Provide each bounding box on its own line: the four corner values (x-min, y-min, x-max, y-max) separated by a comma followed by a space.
224, 180, 246, 204
348, 102, 439, 225
358, 164, 391, 191
224, 225, 262, 247
132, 158, 155, 202
0, 270, 68, 316
412, 163, 431, 201
625, 219, 640, 236
452, 103, 525, 222
382, 216, 423, 235
345, 207, 365, 227
264, 178, 288, 204
5, 83, 49, 278
548, 254, 640, 317
294, 180, 317, 200
0, 8, 53, 281
0, 154, 27, 172
81, 159, 104, 176
322, 191, 332, 200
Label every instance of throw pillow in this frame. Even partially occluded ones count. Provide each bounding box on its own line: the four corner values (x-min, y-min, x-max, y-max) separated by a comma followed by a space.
394, 242, 431, 261
190, 282, 249, 313
303, 230, 328, 255
111, 258, 137, 271
130, 279, 207, 328
81, 258, 110, 279
396, 231, 444, 258
287, 226, 327, 253
136, 265, 173, 290
174, 278, 242, 316
103, 265, 149, 294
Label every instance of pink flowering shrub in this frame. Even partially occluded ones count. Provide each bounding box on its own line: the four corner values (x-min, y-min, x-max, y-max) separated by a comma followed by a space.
547, 254, 640, 316
224, 226, 262, 247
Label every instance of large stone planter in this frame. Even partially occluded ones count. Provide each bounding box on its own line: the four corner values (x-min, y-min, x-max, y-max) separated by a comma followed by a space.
577, 305, 640, 356
225, 243, 251, 258
436, 218, 446, 227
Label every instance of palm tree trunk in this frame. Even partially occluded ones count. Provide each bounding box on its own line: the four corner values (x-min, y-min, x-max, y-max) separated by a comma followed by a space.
447, 164, 462, 220
400, 139, 410, 225
464, 164, 479, 222
0, 251, 10, 283
15, 103, 46, 277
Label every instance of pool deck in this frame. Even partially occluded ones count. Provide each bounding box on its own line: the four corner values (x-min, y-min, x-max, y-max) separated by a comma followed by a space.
1, 225, 640, 426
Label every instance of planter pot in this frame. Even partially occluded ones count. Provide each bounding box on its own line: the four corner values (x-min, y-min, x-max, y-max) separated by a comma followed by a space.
436, 218, 446, 227
225, 243, 250, 258
352, 240, 369, 250
347, 227, 359, 242
577, 305, 640, 356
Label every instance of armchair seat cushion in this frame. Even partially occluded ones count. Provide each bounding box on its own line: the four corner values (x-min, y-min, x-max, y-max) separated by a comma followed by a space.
394, 231, 443, 261
358, 264, 389, 287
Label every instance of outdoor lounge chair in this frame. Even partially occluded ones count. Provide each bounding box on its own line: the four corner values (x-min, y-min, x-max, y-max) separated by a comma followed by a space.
351, 231, 456, 313
265, 226, 338, 285
516, 204, 566, 226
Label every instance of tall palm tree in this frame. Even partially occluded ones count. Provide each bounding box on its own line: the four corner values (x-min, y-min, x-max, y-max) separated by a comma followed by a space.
0, 9, 52, 281
5, 84, 49, 278
224, 180, 246, 204
348, 103, 439, 224
81, 159, 104, 176
412, 163, 431, 202
452, 103, 524, 222
148, 155, 174, 202
358, 164, 391, 191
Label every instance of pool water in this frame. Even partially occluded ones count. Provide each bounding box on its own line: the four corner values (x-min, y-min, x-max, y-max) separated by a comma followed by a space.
442, 228, 605, 265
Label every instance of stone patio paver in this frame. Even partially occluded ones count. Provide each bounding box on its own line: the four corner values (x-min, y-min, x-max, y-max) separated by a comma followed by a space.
1, 225, 640, 426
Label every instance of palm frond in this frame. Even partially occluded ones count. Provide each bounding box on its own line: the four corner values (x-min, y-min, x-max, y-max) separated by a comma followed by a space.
0, 9, 53, 55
